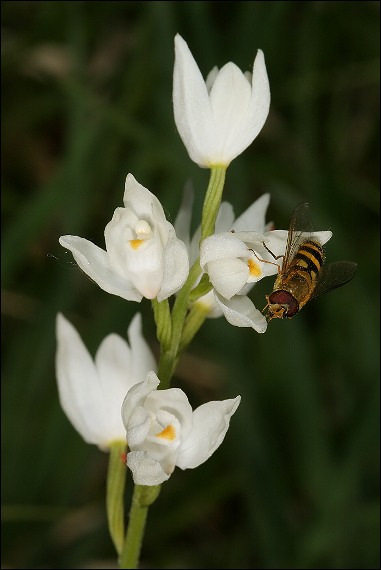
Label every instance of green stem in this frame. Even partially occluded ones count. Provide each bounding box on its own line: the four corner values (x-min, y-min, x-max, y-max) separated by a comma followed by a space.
119, 485, 161, 569
188, 273, 213, 303
157, 259, 202, 388
157, 167, 227, 388
107, 441, 127, 557
178, 302, 210, 355
151, 298, 171, 351
201, 165, 227, 240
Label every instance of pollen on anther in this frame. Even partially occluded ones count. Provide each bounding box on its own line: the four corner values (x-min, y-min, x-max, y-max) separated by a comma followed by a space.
156, 424, 176, 441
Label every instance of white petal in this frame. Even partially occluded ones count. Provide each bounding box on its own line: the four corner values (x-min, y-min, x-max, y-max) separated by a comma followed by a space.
262, 266, 279, 280
94, 333, 134, 442
126, 407, 152, 448
157, 229, 189, 301
123, 174, 167, 232
59, 235, 142, 302
124, 231, 165, 299
173, 34, 215, 167
310, 230, 332, 246
215, 201, 235, 232
214, 292, 268, 333
228, 49, 270, 160
104, 208, 139, 280
232, 193, 270, 233
265, 229, 333, 258
207, 258, 248, 300
177, 396, 241, 469
209, 62, 252, 163
127, 313, 157, 386
55, 314, 108, 446
194, 290, 223, 319
228, 230, 265, 246
144, 388, 193, 441
127, 450, 170, 486
200, 233, 250, 270
121, 371, 159, 429
205, 66, 219, 92
95, 334, 131, 388
261, 230, 289, 259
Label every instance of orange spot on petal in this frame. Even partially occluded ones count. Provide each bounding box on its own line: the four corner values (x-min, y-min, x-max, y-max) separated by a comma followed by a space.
156, 424, 176, 441
248, 258, 262, 277
120, 453, 127, 463
129, 239, 143, 250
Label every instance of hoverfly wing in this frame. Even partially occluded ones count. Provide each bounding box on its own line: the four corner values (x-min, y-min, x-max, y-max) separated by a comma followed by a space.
282, 202, 314, 268
313, 261, 358, 298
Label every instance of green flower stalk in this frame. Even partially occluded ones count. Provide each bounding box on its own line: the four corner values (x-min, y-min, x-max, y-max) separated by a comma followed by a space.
119, 485, 161, 569
107, 442, 128, 556
201, 166, 227, 240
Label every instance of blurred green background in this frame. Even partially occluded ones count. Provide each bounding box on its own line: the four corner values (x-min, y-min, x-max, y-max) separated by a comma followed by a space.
2, 1, 379, 568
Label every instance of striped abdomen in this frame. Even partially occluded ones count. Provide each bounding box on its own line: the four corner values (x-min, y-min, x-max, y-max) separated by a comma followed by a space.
270, 239, 324, 317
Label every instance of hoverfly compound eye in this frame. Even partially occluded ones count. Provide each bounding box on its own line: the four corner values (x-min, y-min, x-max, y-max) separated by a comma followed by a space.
268, 291, 299, 318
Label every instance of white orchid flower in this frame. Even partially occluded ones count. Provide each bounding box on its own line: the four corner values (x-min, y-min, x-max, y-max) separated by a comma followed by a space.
173, 34, 270, 168
200, 230, 284, 300
55, 312, 156, 450
199, 229, 283, 332
175, 189, 276, 323
59, 174, 189, 302
122, 371, 240, 486
200, 228, 332, 332
201, 228, 334, 300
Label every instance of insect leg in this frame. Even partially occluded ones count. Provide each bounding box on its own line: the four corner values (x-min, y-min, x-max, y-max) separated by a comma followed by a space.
262, 295, 270, 314
262, 242, 284, 261
248, 248, 282, 275
249, 249, 280, 268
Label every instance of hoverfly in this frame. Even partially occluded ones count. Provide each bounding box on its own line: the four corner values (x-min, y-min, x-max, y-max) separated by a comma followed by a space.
264, 202, 357, 320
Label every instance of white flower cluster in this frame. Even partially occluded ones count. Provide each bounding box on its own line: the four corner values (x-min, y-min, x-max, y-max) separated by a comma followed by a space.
56, 313, 239, 485
56, 34, 331, 485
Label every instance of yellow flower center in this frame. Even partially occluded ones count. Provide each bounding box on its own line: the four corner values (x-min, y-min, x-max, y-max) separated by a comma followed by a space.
129, 239, 143, 250
248, 258, 262, 277
156, 424, 176, 441
129, 220, 153, 250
